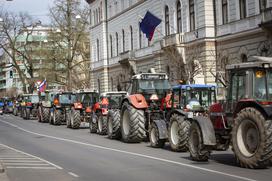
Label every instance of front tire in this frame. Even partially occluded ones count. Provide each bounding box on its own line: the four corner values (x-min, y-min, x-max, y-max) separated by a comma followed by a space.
149, 122, 166, 148
232, 107, 272, 168
53, 109, 62, 125
169, 114, 190, 152
188, 121, 210, 161
97, 114, 107, 135
71, 109, 81, 129
120, 102, 146, 143
89, 113, 98, 133
107, 110, 121, 139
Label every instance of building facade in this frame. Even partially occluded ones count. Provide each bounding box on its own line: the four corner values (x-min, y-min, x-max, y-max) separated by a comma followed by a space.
86, 0, 272, 93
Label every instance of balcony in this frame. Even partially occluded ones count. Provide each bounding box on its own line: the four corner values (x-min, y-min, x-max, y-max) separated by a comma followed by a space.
160, 33, 184, 48
260, 7, 272, 29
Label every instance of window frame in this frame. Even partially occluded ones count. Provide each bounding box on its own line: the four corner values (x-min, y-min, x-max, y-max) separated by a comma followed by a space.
165, 5, 170, 36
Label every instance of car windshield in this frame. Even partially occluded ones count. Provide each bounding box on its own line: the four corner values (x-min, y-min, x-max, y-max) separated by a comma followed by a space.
59, 94, 76, 104
254, 69, 272, 100
31, 95, 39, 103
138, 79, 171, 94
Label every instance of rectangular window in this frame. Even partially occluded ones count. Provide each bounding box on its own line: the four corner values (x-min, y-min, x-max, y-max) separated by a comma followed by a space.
239, 0, 247, 19
189, 0, 195, 31
222, 0, 228, 24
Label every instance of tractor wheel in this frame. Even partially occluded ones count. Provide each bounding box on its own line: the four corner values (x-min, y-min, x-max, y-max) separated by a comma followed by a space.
169, 114, 190, 152
38, 107, 43, 122
89, 113, 98, 133
26, 108, 31, 120
232, 107, 272, 168
97, 114, 107, 135
42, 108, 50, 123
49, 109, 54, 124
149, 122, 166, 148
53, 109, 62, 125
188, 121, 210, 161
71, 109, 81, 129
107, 110, 121, 139
66, 110, 71, 128
120, 102, 146, 143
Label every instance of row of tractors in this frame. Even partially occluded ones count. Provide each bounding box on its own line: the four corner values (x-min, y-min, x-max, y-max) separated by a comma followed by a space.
3, 56, 272, 169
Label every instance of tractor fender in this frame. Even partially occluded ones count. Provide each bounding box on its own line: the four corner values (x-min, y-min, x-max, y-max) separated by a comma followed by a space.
192, 116, 216, 146
153, 119, 168, 139
125, 94, 148, 109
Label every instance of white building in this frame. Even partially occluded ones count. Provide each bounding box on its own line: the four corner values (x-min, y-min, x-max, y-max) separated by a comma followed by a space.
85, 0, 272, 93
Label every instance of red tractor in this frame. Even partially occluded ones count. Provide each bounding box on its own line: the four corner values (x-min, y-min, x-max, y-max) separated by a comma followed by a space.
119, 73, 171, 143
67, 91, 99, 129
188, 56, 272, 168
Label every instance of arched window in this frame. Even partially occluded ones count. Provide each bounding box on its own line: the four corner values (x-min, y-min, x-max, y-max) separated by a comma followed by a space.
222, 0, 228, 24
177, 1, 182, 33
122, 29, 125, 52
130, 26, 133, 50
109, 35, 113, 58
96, 39, 99, 61
98, 8, 101, 22
189, 0, 195, 31
165, 5, 170, 35
241, 54, 247, 62
139, 23, 142, 49
115, 33, 119, 56
239, 0, 247, 19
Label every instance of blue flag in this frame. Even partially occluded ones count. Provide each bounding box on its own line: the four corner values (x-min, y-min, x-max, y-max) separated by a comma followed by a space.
140, 11, 161, 41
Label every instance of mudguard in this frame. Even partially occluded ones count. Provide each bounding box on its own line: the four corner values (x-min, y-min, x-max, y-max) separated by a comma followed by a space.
153, 119, 168, 139
192, 116, 216, 146
126, 94, 148, 109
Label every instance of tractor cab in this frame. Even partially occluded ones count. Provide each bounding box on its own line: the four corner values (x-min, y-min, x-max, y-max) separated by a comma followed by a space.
128, 73, 171, 109
103, 91, 128, 109
172, 84, 216, 113
54, 92, 76, 108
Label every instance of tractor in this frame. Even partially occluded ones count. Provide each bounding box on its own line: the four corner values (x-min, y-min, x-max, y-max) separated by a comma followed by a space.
103, 91, 128, 139
67, 91, 99, 129
38, 91, 57, 123
119, 73, 171, 143
20, 94, 40, 120
50, 92, 76, 125
188, 56, 272, 168
149, 84, 217, 151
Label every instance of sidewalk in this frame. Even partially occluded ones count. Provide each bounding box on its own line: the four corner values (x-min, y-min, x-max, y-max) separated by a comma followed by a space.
0, 162, 9, 181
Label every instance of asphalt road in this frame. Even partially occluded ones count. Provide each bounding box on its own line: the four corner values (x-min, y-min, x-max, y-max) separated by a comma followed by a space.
0, 114, 271, 181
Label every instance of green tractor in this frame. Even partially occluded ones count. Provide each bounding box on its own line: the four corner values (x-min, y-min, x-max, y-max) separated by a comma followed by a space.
188, 56, 272, 168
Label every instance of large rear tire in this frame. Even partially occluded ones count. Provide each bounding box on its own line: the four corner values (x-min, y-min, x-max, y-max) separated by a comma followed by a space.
120, 102, 146, 143
188, 121, 210, 161
98, 114, 107, 135
232, 107, 272, 168
169, 114, 190, 152
149, 122, 166, 148
53, 109, 62, 125
107, 110, 121, 139
71, 109, 81, 129
89, 113, 98, 133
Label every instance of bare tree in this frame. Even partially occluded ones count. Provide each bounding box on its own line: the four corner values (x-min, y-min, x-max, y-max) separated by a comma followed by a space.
47, 0, 90, 90
0, 10, 41, 93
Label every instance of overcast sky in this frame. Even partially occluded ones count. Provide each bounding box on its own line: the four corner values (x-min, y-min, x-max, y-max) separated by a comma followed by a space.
0, 0, 88, 25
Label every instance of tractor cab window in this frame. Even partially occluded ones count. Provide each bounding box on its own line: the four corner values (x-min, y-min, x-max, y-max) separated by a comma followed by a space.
138, 79, 171, 94
31, 95, 39, 103
253, 70, 267, 100
59, 94, 76, 104
267, 71, 272, 100
230, 73, 246, 101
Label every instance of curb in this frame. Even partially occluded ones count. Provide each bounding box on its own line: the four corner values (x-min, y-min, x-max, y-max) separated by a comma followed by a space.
0, 162, 4, 173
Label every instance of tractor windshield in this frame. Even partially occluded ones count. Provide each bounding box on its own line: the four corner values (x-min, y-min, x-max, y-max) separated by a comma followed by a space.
59, 94, 76, 104
253, 69, 272, 100
138, 79, 171, 93
31, 95, 39, 103
184, 89, 216, 108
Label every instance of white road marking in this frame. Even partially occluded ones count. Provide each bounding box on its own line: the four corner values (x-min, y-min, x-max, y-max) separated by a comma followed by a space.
6, 166, 57, 169
0, 143, 62, 169
0, 120, 256, 181
4, 163, 49, 166
3, 160, 44, 163
68, 172, 79, 178
0, 157, 36, 160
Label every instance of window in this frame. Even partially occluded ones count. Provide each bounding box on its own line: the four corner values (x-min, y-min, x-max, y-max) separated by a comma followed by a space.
189, 0, 195, 31
230, 73, 246, 100
222, 0, 228, 24
241, 54, 247, 62
139, 23, 142, 49
130, 26, 133, 50
239, 0, 247, 19
259, 0, 267, 12
96, 39, 100, 61
121, 0, 125, 10
98, 8, 101, 22
90, 10, 92, 25
116, 33, 119, 56
110, 35, 113, 58
122, 29, 125, 52
96, 9, 98, 23
165, 5, 170, 35
177, 1, 182, 33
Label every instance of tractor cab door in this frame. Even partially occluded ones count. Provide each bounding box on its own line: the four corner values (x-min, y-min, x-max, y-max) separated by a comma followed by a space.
225, 71, 247, 119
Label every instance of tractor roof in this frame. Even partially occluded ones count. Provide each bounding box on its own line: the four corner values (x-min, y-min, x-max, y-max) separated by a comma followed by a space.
131, 73, 168, 80
173, 84, 216, 90
100, 91, 128, 97
226, 56, 272, 70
